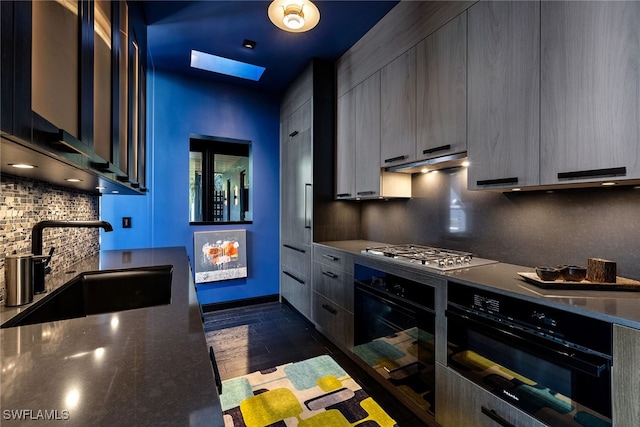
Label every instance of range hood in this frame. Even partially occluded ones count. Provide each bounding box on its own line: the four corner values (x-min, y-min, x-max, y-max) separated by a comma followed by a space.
386, 151, 468, 174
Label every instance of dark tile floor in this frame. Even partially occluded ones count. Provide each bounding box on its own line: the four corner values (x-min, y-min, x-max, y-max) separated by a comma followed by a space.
203, 301, 428, 426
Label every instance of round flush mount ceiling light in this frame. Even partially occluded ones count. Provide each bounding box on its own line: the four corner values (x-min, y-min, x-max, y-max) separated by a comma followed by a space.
268, 0, 320, 33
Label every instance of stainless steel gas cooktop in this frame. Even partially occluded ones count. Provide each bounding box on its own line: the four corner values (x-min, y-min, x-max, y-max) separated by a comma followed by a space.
361, 244, 498, 271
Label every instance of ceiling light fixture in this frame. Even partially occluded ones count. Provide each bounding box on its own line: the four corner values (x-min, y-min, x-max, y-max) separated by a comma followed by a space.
242, 39, 256, 49
268, 0, 320, 33
9, 163, 36, 169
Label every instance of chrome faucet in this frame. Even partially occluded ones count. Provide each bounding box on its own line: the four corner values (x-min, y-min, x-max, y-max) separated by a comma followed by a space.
31, 220, 114, 293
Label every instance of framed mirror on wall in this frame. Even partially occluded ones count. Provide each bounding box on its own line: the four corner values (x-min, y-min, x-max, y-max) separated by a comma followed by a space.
189, 134, 252, 224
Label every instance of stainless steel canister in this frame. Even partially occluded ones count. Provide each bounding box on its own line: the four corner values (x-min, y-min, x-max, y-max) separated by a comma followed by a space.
4, 254, 34, 306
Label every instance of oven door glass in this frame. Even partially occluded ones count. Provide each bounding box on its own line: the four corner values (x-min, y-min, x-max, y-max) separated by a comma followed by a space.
354, 284, 436, 415
446, 307, 612, 427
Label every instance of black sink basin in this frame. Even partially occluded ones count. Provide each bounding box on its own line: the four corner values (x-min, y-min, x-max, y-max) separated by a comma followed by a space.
1, 265, 173, 328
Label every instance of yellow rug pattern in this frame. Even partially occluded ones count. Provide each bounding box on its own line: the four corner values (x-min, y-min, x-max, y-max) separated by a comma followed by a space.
219, 355, 398, 427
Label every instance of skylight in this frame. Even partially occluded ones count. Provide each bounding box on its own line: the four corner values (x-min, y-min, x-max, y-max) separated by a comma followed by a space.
190, 50, 265, 81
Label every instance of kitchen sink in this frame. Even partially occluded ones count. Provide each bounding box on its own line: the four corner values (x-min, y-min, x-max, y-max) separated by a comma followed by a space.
1, 265, 173, 328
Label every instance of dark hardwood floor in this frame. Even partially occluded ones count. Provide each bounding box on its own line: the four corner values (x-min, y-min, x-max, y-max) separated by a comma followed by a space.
203, 301, 428, 426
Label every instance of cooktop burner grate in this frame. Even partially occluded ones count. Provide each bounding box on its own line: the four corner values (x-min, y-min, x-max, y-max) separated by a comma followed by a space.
361, 244, 497, 271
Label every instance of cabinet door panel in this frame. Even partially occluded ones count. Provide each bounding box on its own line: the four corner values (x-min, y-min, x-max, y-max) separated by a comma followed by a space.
281, 269, 311, 319
336, 91, 356, 199
282, 244, 311, 280
381, 48, 416, 167
313, 245, 353, 275
312, 262, 353, 313
467, 0, 540, 190
281, 102, 312, 247
541, 1, 640, 185
313, 292, 353, 351
32, 0, 80, 138
417, 12, 467, 160
436, 364, 546, 427
613, 324, 640, 425
355, 71, 382, 197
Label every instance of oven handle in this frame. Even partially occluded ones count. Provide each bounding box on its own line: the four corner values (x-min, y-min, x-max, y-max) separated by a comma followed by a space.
446, 308, 611, 378
355, 284, 421, 318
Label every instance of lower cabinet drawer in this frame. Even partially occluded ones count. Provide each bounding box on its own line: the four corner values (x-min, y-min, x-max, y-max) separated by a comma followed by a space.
312, 262, 353, 313
282, 244, 311, 278
312, 292, 353, 351
436, 364, 546, 427
313, 245, 353, 275
281, 269, 311, 320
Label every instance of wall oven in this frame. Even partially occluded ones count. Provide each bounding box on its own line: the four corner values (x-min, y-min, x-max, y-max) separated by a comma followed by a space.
353, 264, 436, 416
446, 282, 612, 427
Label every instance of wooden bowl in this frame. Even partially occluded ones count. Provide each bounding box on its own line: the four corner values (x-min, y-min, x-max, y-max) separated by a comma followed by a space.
561, 265, 587, 282
535, 266, 561, 281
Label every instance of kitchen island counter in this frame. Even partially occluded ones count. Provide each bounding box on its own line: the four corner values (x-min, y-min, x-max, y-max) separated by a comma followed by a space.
0, 247, 223, 426
319, 240, 640, 329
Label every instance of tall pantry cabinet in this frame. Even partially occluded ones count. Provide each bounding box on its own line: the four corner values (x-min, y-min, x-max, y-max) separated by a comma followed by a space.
279, 59, 359, 319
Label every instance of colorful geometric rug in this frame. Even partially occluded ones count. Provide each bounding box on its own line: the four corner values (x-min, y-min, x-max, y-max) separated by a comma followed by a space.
219, 354, 398, 427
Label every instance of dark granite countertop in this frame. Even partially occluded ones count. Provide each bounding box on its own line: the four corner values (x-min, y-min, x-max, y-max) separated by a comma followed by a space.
318, 240, 640, 329
0, 247, 223, 426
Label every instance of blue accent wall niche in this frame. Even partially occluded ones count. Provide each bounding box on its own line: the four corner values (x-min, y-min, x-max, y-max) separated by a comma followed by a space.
101, 69, 281, 304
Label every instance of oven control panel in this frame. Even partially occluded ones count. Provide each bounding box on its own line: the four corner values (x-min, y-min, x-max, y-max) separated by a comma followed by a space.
355, 264, 435, 310
448, 282, 612, 356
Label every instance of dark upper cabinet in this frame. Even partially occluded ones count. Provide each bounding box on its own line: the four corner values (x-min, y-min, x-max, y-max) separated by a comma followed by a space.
0, 0, 147, 194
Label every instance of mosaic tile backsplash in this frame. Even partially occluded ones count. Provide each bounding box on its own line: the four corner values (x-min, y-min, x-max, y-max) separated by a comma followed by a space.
0, 175, 101, 304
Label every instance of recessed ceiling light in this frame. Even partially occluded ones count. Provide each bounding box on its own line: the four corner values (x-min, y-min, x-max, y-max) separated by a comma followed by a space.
190, 50, 265, 81
512, 188, 522, 191
461, 160, 470, 167
65, 178, 82, 182
242, 39, 256, 49
420, 168, 429, 174
601, 182, 616, 186
9, 163, 37, 169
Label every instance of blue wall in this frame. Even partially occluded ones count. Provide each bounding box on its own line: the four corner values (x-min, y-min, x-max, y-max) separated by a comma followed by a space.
101, 69, 281, 304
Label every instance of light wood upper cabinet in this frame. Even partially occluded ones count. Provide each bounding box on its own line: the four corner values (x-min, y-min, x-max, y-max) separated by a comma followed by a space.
467, 0, 540, 191
380, 47, 417, 167
541, 1, 640, 185
416, 12, 467, 161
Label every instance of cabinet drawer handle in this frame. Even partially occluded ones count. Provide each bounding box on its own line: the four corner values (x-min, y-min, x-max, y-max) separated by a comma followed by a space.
336, 193, 352, 198
322, 304, 338, 315
357, 191, 376, 196
481, 407, 515, 427
476, 177, 518, 186
283, 244, 306, 253
322, 271, 338, 279
557, 167, 626, 180
422, 144, 451, 155
289, 130, 299, 138
384, 155, 407, 164
209, 346, 223, 394
322, 254, 339, 261
283, 270, 305, 284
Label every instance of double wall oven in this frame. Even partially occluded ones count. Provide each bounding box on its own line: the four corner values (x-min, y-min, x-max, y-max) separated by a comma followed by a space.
446, 282, 613, 427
